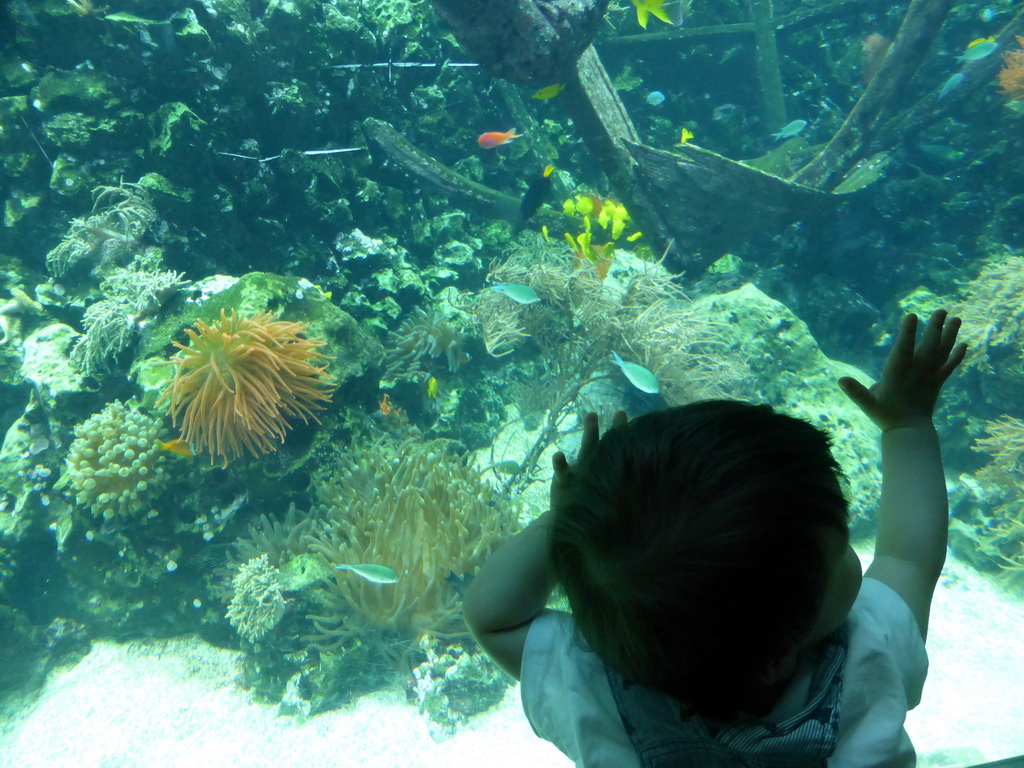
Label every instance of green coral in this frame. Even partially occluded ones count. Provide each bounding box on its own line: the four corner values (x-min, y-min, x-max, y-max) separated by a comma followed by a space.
58, 401, 168, 521
30, 70, 117, 112
149, 102, 206, 156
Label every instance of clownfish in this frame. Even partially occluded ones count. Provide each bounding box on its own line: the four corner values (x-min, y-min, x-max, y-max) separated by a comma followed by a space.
478, 129, 522, 148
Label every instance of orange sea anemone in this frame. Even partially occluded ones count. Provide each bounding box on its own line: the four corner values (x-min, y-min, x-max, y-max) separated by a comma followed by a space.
159, 308, 335, 467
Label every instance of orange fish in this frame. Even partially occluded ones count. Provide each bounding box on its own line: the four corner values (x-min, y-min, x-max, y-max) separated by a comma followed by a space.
158, 438, 194, 458
477, 129, 521, 148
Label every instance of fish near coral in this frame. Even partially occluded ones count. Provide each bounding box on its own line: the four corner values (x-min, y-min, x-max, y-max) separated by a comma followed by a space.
378, 393, 402, 416
334, 563, 400, 584
491, 283, 540, 305
478, 129, 521, 148
158, 438, 194, 458
938, 72, 966, 100
611, 351, 660, 394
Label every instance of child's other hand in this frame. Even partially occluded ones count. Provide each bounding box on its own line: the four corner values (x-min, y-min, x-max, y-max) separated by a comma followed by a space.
839, 310, 967, 432
550, 410, 627, 510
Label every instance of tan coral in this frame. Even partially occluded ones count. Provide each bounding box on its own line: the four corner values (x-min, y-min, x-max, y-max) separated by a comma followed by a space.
303, 438, 517, 656
952, 257, 1024, 372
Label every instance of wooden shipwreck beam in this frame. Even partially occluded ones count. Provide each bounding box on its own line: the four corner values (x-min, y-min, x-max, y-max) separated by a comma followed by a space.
404, 0, 959, 271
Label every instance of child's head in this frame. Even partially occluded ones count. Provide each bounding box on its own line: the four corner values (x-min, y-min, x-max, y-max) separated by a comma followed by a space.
549, 401, 859, 720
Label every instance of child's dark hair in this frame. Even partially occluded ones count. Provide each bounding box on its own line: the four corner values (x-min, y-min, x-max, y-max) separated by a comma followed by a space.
548, 401, 849, 721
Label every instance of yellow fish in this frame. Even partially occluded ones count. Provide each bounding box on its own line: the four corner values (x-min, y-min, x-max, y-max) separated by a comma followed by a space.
631, 0, 671, 29
966, 36, 995, 49
675, 128, 694, 146
532, 83, 565, 100
158, 438, 194, 458
426, 376, 439, 399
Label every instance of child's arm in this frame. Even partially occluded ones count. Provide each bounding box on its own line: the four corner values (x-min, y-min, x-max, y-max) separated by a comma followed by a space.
461, 510, 555, 679
462, 412, 619, 678
839, 310, 967, 640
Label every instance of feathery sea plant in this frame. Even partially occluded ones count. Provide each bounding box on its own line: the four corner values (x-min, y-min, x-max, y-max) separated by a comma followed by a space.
952, 256, 1024, 373
999, 36, 1024, 103
159, 308, 335, 467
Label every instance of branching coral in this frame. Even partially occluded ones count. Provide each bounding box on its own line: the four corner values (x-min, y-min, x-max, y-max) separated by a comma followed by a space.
463, 232, 753, 493
302, 437, 516, 657
976, 415, 1024, 479
966, 416, 1024, 580
159, 309, 335, 467
473, 231, 753, 403
999, 36, 1024, 102
626, 295, 754, 403
952, 256, 1024, 373
58, 401, 168, 521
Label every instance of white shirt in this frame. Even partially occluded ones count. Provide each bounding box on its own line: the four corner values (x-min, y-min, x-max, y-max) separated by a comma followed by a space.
521, 578, 928, 768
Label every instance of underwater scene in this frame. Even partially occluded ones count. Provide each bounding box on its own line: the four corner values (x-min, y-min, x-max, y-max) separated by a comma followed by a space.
1, 0, 1024, 764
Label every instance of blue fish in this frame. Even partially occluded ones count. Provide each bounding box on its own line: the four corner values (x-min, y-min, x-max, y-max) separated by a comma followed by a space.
610, 351, 660, 394
771, 119, 807, 141
939, 72, 965, 100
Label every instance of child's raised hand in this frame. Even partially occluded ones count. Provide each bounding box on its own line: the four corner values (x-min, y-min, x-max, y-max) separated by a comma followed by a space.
550, 410, 627, 510
838, 310, 967, 432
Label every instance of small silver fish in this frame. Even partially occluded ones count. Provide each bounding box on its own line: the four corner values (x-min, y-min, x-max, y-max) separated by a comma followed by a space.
334, 563, 399, 584
646, 91, 666, 106
938, 72, 965, 100
771, 119, 807, 141
611, 351, 660, 394
492, 283, 540, 304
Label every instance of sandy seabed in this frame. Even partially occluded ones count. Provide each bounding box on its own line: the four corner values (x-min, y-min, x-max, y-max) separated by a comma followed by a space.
0, 552, 1021, 768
